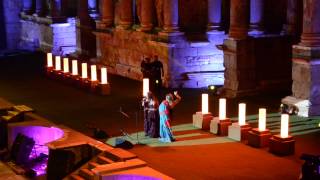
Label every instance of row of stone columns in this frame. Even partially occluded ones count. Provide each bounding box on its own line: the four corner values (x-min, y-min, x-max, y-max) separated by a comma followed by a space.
98, 0, 180, 33
21, 0, 99, 20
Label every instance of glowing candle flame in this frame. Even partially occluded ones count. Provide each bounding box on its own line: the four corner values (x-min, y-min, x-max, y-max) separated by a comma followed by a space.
55, 56, 61, 71
219, 98, 226, 120
202, 94, 209, 114
238, 103, 246, 126
281, 114, 289, 138
81, 63, 87, 79
143, 78, 149, 97
258, 108, 266, 131
72, 60, 78, 76
47, 53, 53, 67
101, 67, 108, 84
63, 58, 69, 73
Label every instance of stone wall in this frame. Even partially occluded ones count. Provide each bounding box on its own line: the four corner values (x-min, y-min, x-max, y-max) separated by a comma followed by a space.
96, 29, 226, 88
3, 0, 22, 50
20, 16, 76, 55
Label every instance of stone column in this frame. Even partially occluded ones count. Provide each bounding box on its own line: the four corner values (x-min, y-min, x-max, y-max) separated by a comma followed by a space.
139, 0, 153, 31
163, 0, 179, 33
47, 0, 64, 21
300, 0, 320, 47
207, 0, 222, 31
88, 0, 99, 19
97, 0, 114, 28
77, 0, 97, 57
284, 0, 320, 116
282, 0, 302, 36
22, 0, 35, 15
249, 0, 264, 35
118, 0, 133, 29
228, 0, 249, 39
34, 0, 47, 16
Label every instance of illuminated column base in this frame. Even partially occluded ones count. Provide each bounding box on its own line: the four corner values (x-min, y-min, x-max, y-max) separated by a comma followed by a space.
96, 83, 111, 95
210, 117, 232, 136
192, 112, 213, 130
269, 135, 295, 156
228, 123, 251, 141
247, 128, 272, 148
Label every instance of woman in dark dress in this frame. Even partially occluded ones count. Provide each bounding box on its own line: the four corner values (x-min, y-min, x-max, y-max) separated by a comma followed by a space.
142, 91, 160, 138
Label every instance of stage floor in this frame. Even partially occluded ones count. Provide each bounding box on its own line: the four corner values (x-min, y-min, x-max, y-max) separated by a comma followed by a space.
0, 52, 319, 179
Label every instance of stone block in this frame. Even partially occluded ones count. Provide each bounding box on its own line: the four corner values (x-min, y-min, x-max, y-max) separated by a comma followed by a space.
96, 83, 111, 95
247, 128, 272, 148
192, 112, 213, 130
210, 117, 232, 136
269, 135, 295, 156
228, 123, 251, 141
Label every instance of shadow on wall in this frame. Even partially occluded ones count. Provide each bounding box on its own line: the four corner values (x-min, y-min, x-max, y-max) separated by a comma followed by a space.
0, 0, 6, 49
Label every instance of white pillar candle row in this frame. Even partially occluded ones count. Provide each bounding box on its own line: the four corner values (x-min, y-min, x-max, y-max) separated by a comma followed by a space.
238, 103, 246, 126
202, 94, 209, 114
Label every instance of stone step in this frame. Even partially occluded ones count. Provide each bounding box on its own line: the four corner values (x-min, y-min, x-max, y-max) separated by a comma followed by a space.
1, 115, 13, 121
88, 162, 100, 169
79, 168, 94, 180
13, 105, 33, 112
70, 174, 86, 180
97, 155, 114, 164
7, 110, 19, 116
104, 148, 137, 161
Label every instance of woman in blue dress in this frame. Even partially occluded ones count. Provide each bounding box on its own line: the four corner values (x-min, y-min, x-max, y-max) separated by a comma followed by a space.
158, 91, 181, 142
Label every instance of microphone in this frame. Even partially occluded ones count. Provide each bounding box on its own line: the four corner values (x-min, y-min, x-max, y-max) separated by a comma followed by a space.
119, 107, 130, 118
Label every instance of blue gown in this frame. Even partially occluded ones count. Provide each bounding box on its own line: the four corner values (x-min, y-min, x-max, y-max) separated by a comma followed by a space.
158, 100, 175, 142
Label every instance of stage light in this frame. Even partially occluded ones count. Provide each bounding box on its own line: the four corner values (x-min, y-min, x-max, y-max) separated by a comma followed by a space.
63, 58, 69, 73
258, 108, 266, 131
156, 80, 159, 84
101, 67, 108, 84
202, 94, 209, 114
143, 78, 149, 97
318, 123, 320, 127
81, 63, 88, 79
55, 56, 61, 71
47, 53, 53, 67
72, 60, 78, 76
238, 103, 246, 126
281, 114, 289, 138
208, 85, 216, 91
91, 65, 97, 81
219, 98, 226, 120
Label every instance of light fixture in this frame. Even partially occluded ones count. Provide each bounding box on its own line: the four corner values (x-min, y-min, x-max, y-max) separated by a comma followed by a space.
258, 108, 266, 131
47, 53, 53, 67
91, 65, 97, 81
238, 103, 246, 126
81, 63, 87, 79
55, 56, 61, 71
280, 114, 289, 138
72, 60, 78, 76
219, 98, 226, 120
101, 67, 108, 84
143, 78, 149, 97
63, 58, 69, 73
202, 94, 209, 114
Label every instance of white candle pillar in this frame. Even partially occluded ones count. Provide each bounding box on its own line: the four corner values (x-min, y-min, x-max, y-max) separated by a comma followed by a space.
219, 98, 226, 119
202, 94, 209, 114
63, 58, 69, 73
72, 60, 78, 76
280, 114, 289, 138
47, 53, 53, 67
238, 103, 246, 126
258, 108, 266, 131
101, 67, 108, 84
143, 78, 149, 97
81, 63, 88, 79
55, 56, 61, 71
91, 65, 97, 81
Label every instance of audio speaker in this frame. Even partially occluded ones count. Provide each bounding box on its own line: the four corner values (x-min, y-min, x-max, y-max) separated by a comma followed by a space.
10, 133, 35, 165
115, 138, 133, 149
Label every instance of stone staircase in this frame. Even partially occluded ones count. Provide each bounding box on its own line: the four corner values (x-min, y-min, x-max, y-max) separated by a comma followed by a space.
67, 148, 142, 180
1, 105, 33, 122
